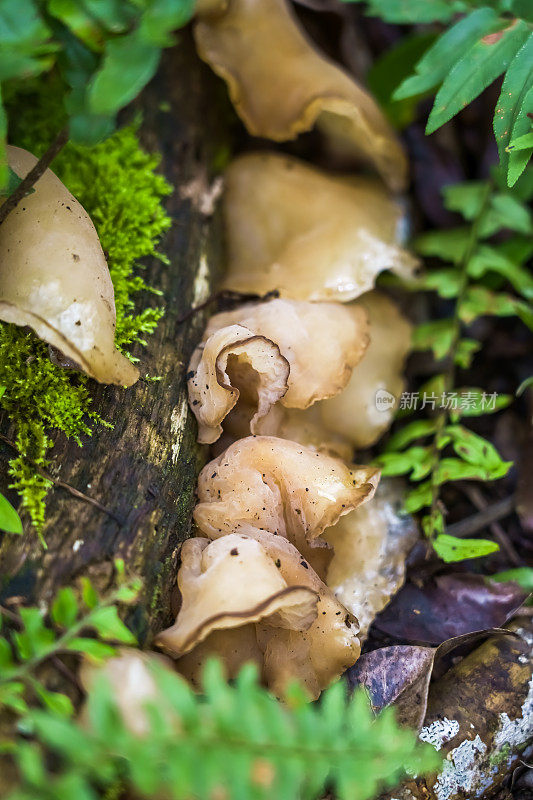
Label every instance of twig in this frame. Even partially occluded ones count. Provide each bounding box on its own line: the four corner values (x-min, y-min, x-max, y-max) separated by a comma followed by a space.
0, 433, 123, 525
460, 484, 522, 565
446, 494, 516, 539
0, 127, 69, 225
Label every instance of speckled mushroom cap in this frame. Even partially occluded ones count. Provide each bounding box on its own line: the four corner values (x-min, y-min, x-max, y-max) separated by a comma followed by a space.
0, 146, 138, 386
193, 435, 379, 576
155, 534, 318, 657
195, 0, 407, 190
220, 153, 416, 302
188, 299, 369, 443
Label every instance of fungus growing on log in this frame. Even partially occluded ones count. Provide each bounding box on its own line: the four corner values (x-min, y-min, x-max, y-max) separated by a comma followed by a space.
324, 479, 418, 637
194, 0, 407, 189
220, 153, 416, 302
0, 146, 139, 386
188, 298, 369, 442
157, 531, 360, 699
193, 435, 379, 576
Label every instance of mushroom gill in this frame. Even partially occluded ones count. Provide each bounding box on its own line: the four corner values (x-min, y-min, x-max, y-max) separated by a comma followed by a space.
193, 435, 380, 576
189, 298, 369, 442
0, 146, 139, 386
253, 292, 412, 452
194, 0, 407, 190
157, 531, 360, 700
220, 153, 416, 302
323, 479, 418, 638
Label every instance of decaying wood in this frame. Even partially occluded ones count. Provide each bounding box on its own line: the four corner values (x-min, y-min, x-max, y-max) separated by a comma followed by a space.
381, 619, 533, 800
0, 35, 229, 642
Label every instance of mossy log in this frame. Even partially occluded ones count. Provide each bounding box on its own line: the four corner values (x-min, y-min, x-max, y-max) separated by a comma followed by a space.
0, 35, 228, 642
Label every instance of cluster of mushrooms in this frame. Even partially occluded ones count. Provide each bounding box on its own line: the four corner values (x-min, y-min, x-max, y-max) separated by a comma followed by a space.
153, 0, 419, 700
0, 0, 419, 702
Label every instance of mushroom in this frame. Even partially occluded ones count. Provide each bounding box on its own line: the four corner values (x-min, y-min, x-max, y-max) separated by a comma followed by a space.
194, 0, 407, 190
220, 153, 416, 302
323, 479, 418, 638
189, 298, 369, 442
79, 648, 178, 736
157, 531, 360, 700
254, 292, 412, 451
155, 534, 319, 658
188, 323, 290, 444
0, 146, 139, 386
193, 435, 379, 576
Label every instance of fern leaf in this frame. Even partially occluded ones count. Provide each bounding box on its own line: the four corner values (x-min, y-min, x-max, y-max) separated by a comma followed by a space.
494, 33, 533, 184
426, 20, 529, 134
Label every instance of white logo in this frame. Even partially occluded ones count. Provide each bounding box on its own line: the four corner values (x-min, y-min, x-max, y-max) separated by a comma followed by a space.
375, 389, 395, 412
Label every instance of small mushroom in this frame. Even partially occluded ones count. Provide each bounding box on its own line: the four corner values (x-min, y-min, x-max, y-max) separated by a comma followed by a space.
155, 534, 318, 658
220, 153, 416, 302
0, 146, 139, 386
193, 435, 379, 576
188, 323, 290, 444
254, 292, 412, 451
79, 648, 177, 736
189, 298, 369, 442
158, 531, 360, 700
323, 479, 418, 638
194, 0, 407, 189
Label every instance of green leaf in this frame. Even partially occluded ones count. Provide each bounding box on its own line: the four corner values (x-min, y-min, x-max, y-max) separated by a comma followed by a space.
404, 480, 433, 513
137, 0, 195, 47
88, 29, 161, 116
51, 587, 78, 628
0, 682, 29, 714
395, 8, 500, 100
65, 637, 116, 662
460, 286, 522, 323
449, 388, 512, 419
468, 244, 533, 299
375, 446, 433, 480
412, 319, 455, 359
401, 268, 462, 298
80, 577, 99, 609
422, 507, 445, 539
433, 533, 499, 562
454, 338, 481, 369
507, 87, 533, 186
493, 33, 533, 181
47, 0, 103, 51
345, 0, 466, 24
444, 425, 511, 475
0, 491, 23, 534
490, 567, 533, 591
517, 376, 533, 396
427, 21, 530, 134
87, 606, 137, 644
481, 192, 532, 236
414, 228, 470, 263
33, 684, 74, 716
508, 131, 533, 151
0, 0, 56, 82
442, 181, 488, 219
385, 419, 437, 451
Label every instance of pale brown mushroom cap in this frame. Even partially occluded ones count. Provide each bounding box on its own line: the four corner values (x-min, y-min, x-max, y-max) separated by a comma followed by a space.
254, 292, 412, 452
193, 435, 379, 575
171, 530, 360, 700
203, 299, 369, 409
220, 153, 417, 302
155, 534, 318, 658
188, 323, 290, 444
79, 649, 177, 736
0, 146, 138, 386
194, 0, 407, 190
319, 292, 412, 448
324, 479, 418, 638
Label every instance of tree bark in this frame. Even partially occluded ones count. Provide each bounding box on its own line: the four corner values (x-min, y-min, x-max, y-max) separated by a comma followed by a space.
0, 35, 228, 642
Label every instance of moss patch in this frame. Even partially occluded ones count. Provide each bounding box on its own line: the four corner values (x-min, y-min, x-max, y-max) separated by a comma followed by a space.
1, 80, 172, 536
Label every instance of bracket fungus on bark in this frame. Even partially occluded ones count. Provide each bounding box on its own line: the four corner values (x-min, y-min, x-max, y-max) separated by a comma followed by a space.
188, 298, 369, 442
157, 531, 360, 700
220, 153, 416, 302
0, 146, 139, 386
194, 0, 407, 190
193, 435, 379, 576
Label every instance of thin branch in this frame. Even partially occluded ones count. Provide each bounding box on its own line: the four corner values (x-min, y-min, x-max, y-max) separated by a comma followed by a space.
446, 494, 516, 539
0, 433, 123, 525
0, 127, 69, 225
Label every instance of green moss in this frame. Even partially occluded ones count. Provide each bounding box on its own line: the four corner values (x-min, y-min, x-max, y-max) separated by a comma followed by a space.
1, 79, 172, 535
